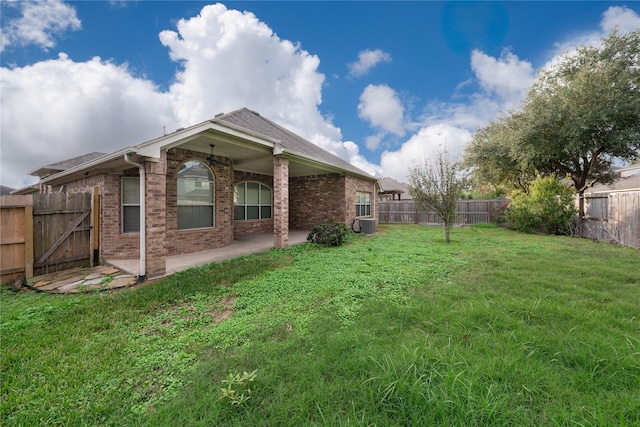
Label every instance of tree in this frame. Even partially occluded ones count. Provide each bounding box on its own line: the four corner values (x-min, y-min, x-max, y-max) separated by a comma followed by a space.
408, 150, 464, 243
464, 29, 640, 218
464, 115, 537, 193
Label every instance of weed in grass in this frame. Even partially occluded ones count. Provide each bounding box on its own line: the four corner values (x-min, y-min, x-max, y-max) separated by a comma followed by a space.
219, 370, 257, 406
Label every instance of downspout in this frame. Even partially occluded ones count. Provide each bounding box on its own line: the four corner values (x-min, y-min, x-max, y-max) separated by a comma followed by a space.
124, 153, 146, 282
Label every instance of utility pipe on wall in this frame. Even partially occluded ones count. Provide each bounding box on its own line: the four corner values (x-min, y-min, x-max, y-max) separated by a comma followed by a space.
124, 153, 146, 282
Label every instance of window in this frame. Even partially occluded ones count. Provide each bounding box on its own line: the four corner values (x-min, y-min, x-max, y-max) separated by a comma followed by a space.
178, 160, 215, 230
234, 182, 272, 220
356, 191, 371, 217
122, 176, 140, 233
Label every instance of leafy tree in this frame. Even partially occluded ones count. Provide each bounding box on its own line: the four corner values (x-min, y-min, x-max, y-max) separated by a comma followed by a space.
464, 29, 640, 217
408, 151, 464, 243
464, 115, 536, 193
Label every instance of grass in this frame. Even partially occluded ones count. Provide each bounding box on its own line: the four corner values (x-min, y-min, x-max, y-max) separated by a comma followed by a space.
1, 224, 639, 426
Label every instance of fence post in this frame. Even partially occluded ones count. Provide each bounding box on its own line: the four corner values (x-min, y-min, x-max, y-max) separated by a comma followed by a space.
23, 205, 34, 279
90, 186, 100, 266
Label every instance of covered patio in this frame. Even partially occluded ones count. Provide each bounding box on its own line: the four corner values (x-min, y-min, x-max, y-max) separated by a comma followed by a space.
107, 230, 310, 278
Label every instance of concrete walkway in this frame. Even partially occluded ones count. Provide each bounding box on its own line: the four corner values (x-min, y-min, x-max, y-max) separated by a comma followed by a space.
107, 230, 310, 278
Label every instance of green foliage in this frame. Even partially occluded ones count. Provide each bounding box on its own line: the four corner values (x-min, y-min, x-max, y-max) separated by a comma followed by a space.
464, 29, 640, 216
220, 370, 257, 406
505, 175, 578, 235
306, 220, 349, 246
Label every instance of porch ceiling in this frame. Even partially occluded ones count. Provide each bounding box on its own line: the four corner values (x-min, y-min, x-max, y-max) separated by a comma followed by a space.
176, 130, 342, 177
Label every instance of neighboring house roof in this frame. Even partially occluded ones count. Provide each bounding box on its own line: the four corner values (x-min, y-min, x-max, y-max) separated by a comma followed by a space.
0, 185, 15, 196
585, 165, 640, 193
29, 152, 106, 178
378, 177, 412, 199
40, 108, 374, 186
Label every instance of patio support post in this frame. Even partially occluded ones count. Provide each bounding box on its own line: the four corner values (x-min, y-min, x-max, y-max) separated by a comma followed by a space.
273, 155, 289, 248
144, 151, 167, 278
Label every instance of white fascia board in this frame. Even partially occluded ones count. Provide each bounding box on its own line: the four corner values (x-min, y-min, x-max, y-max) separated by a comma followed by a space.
41, 147, 135, 184
135, 120, 279, 159
283, 149, 375, 181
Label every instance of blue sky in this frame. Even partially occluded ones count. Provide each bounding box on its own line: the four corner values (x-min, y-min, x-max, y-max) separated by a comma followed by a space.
2, 1, 639, 190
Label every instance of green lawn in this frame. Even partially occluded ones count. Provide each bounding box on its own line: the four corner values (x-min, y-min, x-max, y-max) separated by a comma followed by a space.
2, 224, 639, 426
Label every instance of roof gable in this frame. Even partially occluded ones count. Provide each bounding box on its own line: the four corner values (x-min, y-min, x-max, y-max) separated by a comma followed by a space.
214, 108, 370, 177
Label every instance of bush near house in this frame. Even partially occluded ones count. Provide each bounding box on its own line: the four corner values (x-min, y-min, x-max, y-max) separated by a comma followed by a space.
306, 220, 349, 246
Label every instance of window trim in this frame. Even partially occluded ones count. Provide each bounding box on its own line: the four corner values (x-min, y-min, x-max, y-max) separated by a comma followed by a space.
234, 181, 273, 221
355, 191, 372, 218
121, 176, 140, 234
177, 160, 216, 230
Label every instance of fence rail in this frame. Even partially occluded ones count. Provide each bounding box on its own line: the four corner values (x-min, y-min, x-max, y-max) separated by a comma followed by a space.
378, 199, 508, 225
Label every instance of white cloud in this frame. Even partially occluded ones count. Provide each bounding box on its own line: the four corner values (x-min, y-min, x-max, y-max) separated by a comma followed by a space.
357, 84, 406, 141
0, 53, 176, 189
380, 124, 472, 182
1, 3, 380, 189
470, 49, 534, 109
601, 6, 640, 33
1, 0, 81, 52
348, 49, 392, 77
375, 49, 533, 181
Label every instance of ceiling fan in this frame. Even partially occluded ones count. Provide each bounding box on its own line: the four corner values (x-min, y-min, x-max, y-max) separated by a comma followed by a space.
207, 144, 229, 167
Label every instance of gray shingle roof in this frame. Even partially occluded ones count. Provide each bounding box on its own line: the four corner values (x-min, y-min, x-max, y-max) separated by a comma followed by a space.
214, 108, 372, 178
30, 151, 107, 177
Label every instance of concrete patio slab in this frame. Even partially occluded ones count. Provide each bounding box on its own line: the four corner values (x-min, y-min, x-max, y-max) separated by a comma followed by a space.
106, 230, 310, 278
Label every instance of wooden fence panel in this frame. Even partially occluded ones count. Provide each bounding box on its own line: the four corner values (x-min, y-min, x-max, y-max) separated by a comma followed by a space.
33, 193, 92, 276
0, 195, 33, 284
580, 192, 640, 248
379, 199, 508, 225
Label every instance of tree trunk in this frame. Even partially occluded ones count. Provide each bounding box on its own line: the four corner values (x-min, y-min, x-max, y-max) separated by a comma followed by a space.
445, 222, 451, 244
578, 190, 585, 219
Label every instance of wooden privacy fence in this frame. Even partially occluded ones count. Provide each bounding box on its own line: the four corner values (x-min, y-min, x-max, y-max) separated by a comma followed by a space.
580, 191, 640, 249
378, 199, 509, 225
0, 190, 100, 284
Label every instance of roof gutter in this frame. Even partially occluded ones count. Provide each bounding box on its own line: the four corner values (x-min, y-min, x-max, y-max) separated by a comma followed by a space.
124, 153, 146, 283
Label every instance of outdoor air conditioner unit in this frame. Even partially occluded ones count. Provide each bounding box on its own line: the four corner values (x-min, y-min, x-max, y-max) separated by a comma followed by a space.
359, 218, 377, 235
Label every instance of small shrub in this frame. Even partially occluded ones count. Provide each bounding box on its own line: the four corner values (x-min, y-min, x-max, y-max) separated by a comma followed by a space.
505, 175, 577, 235
307, 220, 349, 247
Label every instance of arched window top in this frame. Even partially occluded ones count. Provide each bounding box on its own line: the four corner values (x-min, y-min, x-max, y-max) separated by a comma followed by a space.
178, 160, 215, 230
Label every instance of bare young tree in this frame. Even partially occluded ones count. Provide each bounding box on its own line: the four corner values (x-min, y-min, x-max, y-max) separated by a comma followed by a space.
408, 150, 464, 243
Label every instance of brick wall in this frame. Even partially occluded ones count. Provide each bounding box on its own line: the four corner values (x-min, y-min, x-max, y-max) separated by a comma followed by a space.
289, 174, 377, 229
289, 174, 346, 229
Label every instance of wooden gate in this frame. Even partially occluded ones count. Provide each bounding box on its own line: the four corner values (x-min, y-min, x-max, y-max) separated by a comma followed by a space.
33, 192, 93, 276
0, 195, 33, 284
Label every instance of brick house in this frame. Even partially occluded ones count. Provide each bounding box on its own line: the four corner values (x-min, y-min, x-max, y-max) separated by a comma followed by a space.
32, 108, 378, 280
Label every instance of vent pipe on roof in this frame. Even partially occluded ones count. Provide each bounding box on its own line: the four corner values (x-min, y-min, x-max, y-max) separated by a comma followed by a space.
124, 153, 146, 282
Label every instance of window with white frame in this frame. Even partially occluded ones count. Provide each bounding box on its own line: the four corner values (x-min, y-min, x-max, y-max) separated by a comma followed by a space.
234, 182, 272, 220
177, 160, 215, 230
356, 191, 371, 217
121, 176, 140, 233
